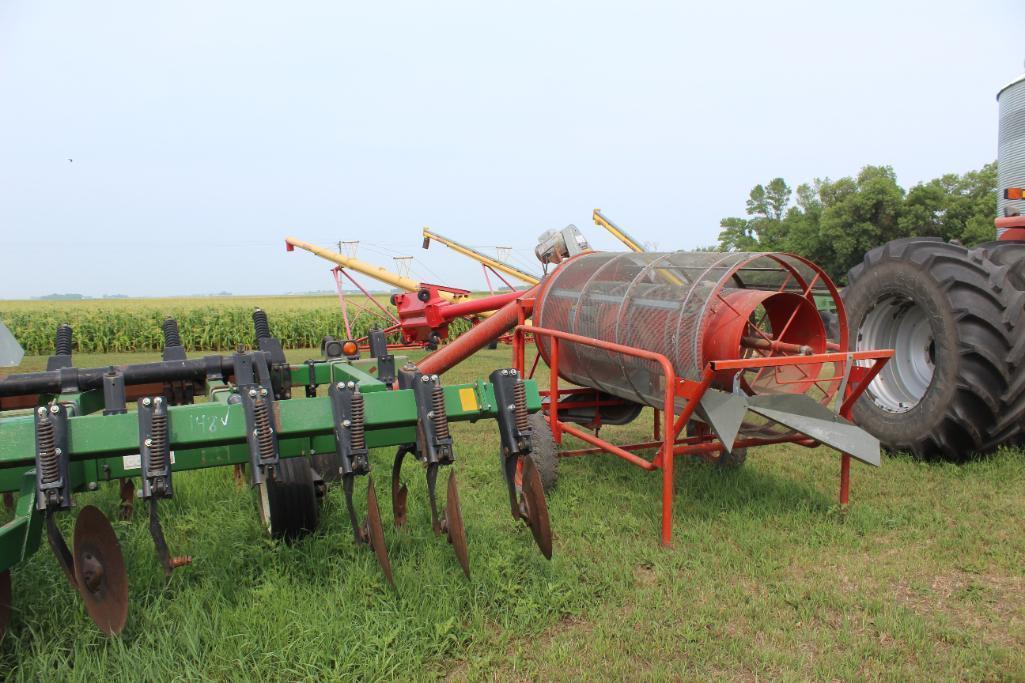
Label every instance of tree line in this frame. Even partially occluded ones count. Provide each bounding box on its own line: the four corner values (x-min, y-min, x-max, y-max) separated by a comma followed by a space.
716, 163, 997, 283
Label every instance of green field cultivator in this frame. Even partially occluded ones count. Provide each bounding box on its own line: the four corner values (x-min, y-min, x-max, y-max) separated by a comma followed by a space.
0, 312, 552, 636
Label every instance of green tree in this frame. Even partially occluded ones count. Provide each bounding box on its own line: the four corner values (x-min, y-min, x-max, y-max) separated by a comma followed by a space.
716, 163, 997, 283
900, 162, 997, 245
718, 177, 792, 251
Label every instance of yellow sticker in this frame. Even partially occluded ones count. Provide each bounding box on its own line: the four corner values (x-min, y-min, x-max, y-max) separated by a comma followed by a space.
458, 387, 478, 412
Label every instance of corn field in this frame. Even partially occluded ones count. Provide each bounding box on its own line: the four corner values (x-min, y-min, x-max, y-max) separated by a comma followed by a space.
0, 295, 470, 354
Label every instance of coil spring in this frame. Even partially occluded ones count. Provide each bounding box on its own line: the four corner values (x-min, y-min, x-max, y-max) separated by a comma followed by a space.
252, 309, 271, 340
37, 415, 60, 484
54, 324, 73, 356
513, 380, 529, 434
431, 385, 450, 441
350, 392, 366, 450
253, 396, 276, 460
162, 317, 183, 347
148, 411, 169, 475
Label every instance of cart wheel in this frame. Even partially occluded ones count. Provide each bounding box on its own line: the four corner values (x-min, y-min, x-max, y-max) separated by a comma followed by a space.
524, 413, 559, 492
257, 457, 321, 541
716, 447, 747, 468
310, 452, 343, 484
686, 422, 746, 468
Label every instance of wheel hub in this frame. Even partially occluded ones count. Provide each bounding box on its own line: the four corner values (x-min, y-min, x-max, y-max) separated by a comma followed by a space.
857, 295, 935, 412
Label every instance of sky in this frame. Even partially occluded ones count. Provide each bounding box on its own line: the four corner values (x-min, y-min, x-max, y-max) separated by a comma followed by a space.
0, 1, 1022, 299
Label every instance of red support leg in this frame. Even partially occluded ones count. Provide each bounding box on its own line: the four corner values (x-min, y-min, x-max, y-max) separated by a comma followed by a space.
660, 433, 674, 547
550, 338, 561, 445
839, 453, 851, 505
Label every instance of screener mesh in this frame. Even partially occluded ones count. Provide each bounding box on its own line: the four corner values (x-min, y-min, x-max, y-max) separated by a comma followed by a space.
535, 251, 827, 410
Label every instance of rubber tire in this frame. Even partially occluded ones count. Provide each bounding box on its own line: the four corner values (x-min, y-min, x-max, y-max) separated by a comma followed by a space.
818, 309, 840, 341
686, 422, 746, 468
844, 238, 1021, 460
717, 447, 747, 468
527, 413, 559, 492
977, 241, 1025, 442
310, 452, 343, 484
264, 457, 321, 541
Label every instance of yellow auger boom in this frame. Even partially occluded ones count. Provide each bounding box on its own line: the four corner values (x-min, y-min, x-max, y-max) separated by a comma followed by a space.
592, 208, 646, 253
422, 227, 539, 286
285, 235, 470, 303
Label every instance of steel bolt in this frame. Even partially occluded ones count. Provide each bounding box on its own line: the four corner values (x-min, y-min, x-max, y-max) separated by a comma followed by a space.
427, 411, 435, 419
421, 376, 430, 383
347, 381, 355, 389
37, 407, 47, 416
142, 397, 152, 406
510, 369, 517, 375
154, 397, 163, 405
50, 405, 60, 414
87, 482, 98, 491
501, 369, 509, 376
54, 448, 62, 456
144, 438, 153, 447
342, 419, 351, 428
248, 389, 258, 398
336, 382, 345, 390
260, 388, 268, 397
431, 375, 438, 382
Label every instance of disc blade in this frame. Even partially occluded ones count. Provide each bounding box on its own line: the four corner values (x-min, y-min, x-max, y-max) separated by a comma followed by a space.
365, 477, 396, 591
445, 471, 470, 579
73, 506, 128, 635
0, 569, 10, 640
520, 458, 553, 560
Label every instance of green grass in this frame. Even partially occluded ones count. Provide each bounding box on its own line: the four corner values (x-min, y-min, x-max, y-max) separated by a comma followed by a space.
2, 348, 1024, 680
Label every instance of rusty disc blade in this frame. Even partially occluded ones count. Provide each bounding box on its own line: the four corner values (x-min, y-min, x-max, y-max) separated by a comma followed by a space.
520, 458, 553, 560
73, 506, 128, 635
0, 569, 10, 640
365, 477, 396, 591
445, 471, 470, 579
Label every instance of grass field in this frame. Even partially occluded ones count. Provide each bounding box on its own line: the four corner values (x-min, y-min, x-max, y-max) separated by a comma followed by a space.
2, 347, 1024, 680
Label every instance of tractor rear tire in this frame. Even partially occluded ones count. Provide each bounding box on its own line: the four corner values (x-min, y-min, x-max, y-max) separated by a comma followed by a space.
262, 456, 322, 541
844, 238, 1021, 460
527, 413, 559, 492
977, 241, 1025, 443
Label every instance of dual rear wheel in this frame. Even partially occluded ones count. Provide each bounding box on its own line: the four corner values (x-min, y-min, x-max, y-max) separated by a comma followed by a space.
844, 238, 1025, 460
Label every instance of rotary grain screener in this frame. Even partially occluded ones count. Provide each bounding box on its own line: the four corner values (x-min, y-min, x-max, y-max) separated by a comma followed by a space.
288, 233, 892, 547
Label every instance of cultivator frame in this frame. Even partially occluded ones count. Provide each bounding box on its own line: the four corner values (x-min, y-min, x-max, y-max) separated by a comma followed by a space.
0, 320, 553, 636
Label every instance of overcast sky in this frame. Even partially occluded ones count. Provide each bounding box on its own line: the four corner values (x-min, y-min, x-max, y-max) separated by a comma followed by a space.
1, 1, 1021, 298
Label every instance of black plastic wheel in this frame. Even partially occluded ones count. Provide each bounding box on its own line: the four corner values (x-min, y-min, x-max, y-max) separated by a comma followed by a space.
844, 239, 1022, 460
527, 413, 559, 492
261, 457, 321, 541
686, 422, 746, 467
310, 451, 343, 484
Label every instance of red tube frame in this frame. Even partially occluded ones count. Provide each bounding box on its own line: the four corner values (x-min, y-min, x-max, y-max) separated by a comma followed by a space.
514, 321, 893, 547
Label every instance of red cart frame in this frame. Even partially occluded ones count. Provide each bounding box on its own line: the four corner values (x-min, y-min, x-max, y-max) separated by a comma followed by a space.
513, 322, 893, 547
